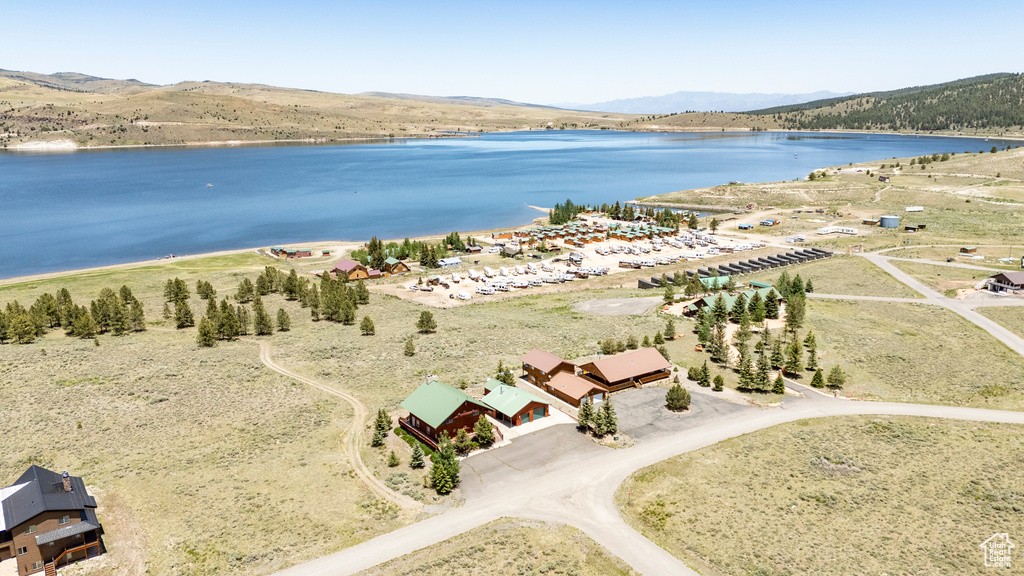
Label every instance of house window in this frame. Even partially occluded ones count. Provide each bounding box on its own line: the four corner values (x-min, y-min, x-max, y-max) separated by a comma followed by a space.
24, 525, 36, 535
32, 561, 43, 571
16, 546, 28, 556
59, 515, 71, 525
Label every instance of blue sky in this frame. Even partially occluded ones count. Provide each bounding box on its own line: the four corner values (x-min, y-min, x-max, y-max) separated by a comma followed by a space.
6, 0, 1022, 104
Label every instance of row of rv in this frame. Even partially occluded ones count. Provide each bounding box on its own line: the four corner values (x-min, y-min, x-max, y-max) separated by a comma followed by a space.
473, 268, 613, 294
637, 248, 833, 289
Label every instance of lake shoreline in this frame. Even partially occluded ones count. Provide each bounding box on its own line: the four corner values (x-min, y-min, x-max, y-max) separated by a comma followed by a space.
5, 127, 1022, 154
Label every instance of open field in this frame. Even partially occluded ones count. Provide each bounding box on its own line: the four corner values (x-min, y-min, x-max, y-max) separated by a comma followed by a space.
884, 245, 1024, 269
889, 259, 991, 293
354, 518, 638, 576
805, 299, 1024, 409
0, 327, 400, 576
0, 73, 631, 149
978, 306, 1024, 339
618, 416, 1024, 576
742, 255, 923, 298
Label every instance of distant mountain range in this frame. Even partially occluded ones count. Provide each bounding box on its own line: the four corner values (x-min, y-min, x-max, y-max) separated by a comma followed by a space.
557, 91, 853, 114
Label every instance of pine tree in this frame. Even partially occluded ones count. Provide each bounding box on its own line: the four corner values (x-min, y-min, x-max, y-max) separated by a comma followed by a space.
698, 311, 712, 344
755, 349, 771, 391
663, 284, 675, 304
811, 367, 825, 388
804, 330, 817, 349
197, 317, 217, 347
666, 384, 690, 411
577, 400, 594, 432
737, 349, 755, 391
453, 428, 474, 456
713, 374, 724, 391
785, 339, 803, 373
404, 337, 415, 357
410, 443, 425, 469
360, 315, 375, 335
387, 451, 400, 467
416, 311, 437, 333
429, 435, 459, 494
474, 415, 495, 446
340, 299, 356, 325
218, 299, 241, 340
806, 343, 818, 371
785, 293, 806, 335
128, 298, 146, 332
253, 297, 273, 335
495, 360, 515, 386
699, 360, 711, 388
805, 279, 814, 293
731, 293, 748, 321
748, 291, 766, 323
236, 277, 255, 303
277, 308, 291, 332
765, 289, 780, 320
205, 298, 220, 326
664, 317, 676, 340
790, 275, 805, 297
776, 271, 791, 299
308, 285, 321, 321
710, 294, 729, 325
628, 334, 640, 349
596, 399, 617, 436
773, 373, 786, 394
354, 281, 370, 305
162, 302, 171, 320
735, 311, 753, 346
653, 331, 665, 345
656, 345, 670, 362
174, 300, 194, 329
771, 340, 784, 369
826, 366, 846, 390
710, 325, 728, 363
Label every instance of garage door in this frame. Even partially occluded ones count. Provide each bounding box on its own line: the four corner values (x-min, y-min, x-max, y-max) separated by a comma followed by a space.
533, 407, 546, 420
521, 411, 531, 424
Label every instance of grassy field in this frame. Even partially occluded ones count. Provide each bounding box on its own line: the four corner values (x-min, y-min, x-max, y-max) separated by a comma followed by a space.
618, 416, 1024, 576
889, 259, 992, 293
0, 327, 401, 576
978, 306, 1024, 339
742, 255, 922, 298
884, 246, 1024, 270
806, 299, 1024, 408
354, 518, 638, 576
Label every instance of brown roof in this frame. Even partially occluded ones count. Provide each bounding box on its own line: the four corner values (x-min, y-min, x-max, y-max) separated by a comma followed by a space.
579, 348, 671, 384
520, 349, 573, 374
547, 372, 603, 401
334, 259, 364, 272
993, 271, 1024, 285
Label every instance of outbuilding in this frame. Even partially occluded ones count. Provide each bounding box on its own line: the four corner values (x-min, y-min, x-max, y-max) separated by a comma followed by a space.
482, 382, 549, 426
439, 257, 463, 268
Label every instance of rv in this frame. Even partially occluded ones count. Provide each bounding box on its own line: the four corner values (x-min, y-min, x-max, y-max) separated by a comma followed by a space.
484, 267, 496, 278
451, 272, 462, 283
468, 269, 481, 281
457, 291, 472, 300
476, 286, 495, 295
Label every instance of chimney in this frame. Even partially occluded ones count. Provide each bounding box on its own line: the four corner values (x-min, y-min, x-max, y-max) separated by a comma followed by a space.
61, 471, 71, 493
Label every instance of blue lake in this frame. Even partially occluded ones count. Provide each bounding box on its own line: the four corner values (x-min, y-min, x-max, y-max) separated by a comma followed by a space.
0, 130, 1009, 279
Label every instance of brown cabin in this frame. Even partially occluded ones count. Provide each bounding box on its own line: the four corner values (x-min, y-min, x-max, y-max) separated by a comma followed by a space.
0, 467, 104, 575
399, 381, 492, 449
333, 259, 369, 280
520, 349, 576, 387
544, 372, 606, 407
577, 348, 672, 392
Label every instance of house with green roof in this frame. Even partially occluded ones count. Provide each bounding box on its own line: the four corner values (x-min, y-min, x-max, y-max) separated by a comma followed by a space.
383, 256, 410, 275
481, 381, 549, 426
684, 286, 780, 316
399, 381, 492, 449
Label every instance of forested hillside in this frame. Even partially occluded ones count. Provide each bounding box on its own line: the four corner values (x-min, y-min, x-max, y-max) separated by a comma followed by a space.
748, 73, 1024, 132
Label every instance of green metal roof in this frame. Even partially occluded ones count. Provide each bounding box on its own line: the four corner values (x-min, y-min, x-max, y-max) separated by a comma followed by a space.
384, 257, 400, 265
749, 280, 773, 289
400, 381, 490, 429
699, 276, 730, 288
696, 287, 777, 311
481, 384, 547, 417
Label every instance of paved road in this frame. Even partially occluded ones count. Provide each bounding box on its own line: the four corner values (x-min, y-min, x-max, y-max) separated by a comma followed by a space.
274, 393, 1024, 576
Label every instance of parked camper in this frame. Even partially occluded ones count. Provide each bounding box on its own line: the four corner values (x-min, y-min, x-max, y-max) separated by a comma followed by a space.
515, 265, 526, 275
499, 267, 510, 276
484, 267, 496, 278
457, 291, 471, 300
476, 286, 494, 295
451, 272, 462, 283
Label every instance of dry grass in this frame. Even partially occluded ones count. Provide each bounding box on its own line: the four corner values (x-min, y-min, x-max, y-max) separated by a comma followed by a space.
885, 246, 1024, 270
0, 76, 630, 148
889, 260, 991, 293
619, 416, 1024, 576
354, 518, 638, 576
806, 299, 1024, 408
977, 306, 1024, 339
742, 255, 923, 298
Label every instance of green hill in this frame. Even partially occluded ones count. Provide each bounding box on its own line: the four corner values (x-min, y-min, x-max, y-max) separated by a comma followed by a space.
747, 73, 1024, 132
